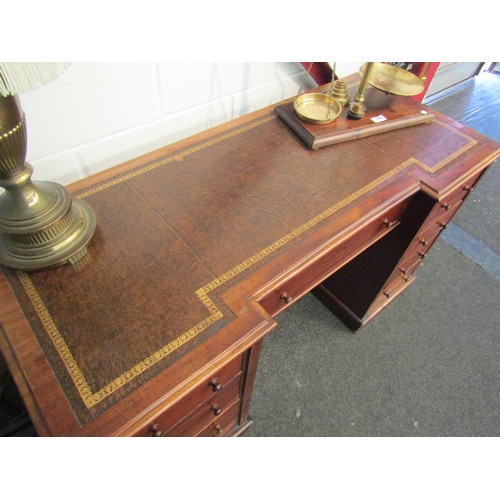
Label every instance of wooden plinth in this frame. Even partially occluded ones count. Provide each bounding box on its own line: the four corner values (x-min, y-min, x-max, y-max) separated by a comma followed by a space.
275, 78, 435, 149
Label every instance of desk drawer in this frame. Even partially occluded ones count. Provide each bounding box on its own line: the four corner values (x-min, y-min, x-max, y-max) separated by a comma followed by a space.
134, 355, 243, 437
382, 273, 413, 300
384, 257, 419, 291
392, 224, 442, 276
258, 198, 409, 317
162, 375, 241, 437
196, 399, 241, 437
397, 255, 422, 279
404, 222, 443, 258
366, 271, 415, 319
422, 198, 462, 233
422, 170, 482, 232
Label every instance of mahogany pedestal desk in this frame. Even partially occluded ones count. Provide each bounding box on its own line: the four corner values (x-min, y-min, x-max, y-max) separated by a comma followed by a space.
1, 76, 499, 437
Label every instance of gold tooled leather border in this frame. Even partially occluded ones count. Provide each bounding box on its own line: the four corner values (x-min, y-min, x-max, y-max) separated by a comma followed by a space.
17, 114, 479, 409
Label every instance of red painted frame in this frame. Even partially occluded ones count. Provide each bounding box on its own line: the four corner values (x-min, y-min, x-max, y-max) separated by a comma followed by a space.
300, 62, 440, 103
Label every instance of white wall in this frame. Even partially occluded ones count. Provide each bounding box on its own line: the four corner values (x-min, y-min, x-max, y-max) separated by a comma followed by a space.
17, 62, 361, 186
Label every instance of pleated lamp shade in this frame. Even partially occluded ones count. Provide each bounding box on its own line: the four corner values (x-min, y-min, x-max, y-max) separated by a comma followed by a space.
0, 62, 71, 96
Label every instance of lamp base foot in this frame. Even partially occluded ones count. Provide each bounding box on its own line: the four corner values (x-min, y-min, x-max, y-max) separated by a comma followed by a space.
0, 184, 97, 271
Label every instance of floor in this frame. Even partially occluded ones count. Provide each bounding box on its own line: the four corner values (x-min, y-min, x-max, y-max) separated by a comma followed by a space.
1, 69, 499, 437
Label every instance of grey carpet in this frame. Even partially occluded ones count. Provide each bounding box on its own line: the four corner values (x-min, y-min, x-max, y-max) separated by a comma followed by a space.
245, 241, 500, 436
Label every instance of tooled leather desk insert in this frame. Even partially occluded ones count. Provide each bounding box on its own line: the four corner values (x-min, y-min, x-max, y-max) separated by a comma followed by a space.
1, 107, 485, 425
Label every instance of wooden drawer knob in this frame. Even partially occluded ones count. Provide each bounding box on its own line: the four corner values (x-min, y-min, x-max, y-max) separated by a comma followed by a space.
419, 239, 427, 246
211, 403, 222, 416
441, 202, 451, 211
280, 292, 292, 304
209, 378, 222, 392
383, 219, 396, 228
150, 424, 162, 437
463, 185, 474, 192
213, 424, 222, 436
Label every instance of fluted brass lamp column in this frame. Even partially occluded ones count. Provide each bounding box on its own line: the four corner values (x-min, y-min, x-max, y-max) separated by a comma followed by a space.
0, 62, 96, 270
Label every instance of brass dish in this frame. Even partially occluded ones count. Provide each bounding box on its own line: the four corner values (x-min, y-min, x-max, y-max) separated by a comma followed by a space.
360, 63, 425, 96
294, 93, 342, 124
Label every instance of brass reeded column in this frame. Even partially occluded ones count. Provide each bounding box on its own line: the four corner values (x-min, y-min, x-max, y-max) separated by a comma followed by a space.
348, 62, 375, 120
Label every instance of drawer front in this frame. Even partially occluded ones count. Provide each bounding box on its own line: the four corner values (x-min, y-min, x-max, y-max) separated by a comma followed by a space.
365, 272, 415, 320
385, 212, 449, 289
404, 222, 443, 258
422, 198, 461, 233
397, 254, 422, 278
393, 226, 442, 276
163, 375, 241, 437
384, 257, 420, 291
445, 170, 483, 206
381, 272, 412, 300
259, 198, 410, 317
440, 169, 483, 208
196, 399, 241, 437
134, 355, 243, 437
422, 170, 483, 232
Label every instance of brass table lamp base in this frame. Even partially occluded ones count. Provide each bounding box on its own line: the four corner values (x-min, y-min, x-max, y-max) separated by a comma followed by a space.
0, 94, 96, 271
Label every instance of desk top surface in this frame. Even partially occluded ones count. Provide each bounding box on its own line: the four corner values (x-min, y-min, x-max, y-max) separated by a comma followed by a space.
1, 74, 499, 435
